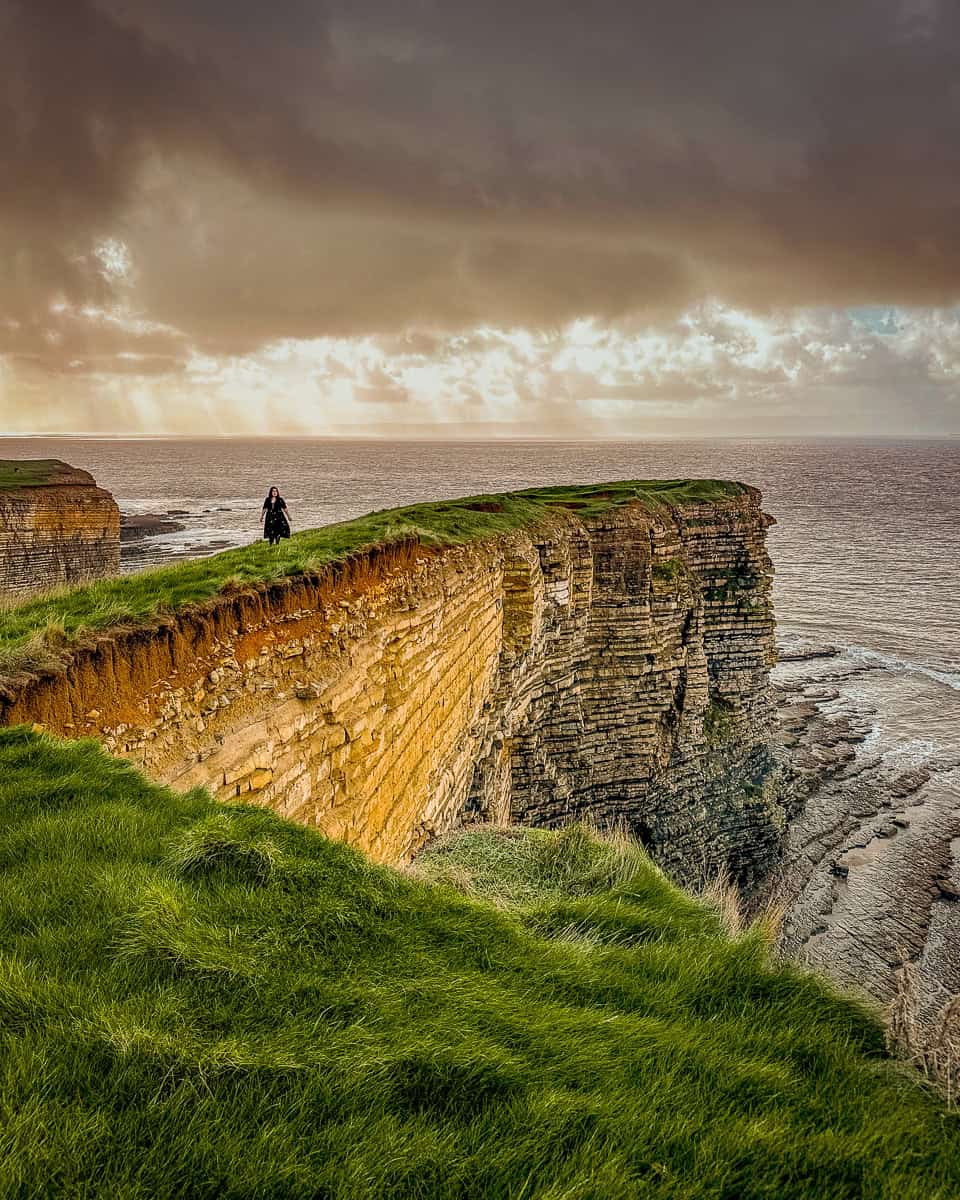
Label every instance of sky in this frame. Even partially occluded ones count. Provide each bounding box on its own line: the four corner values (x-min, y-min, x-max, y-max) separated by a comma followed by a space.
2, 0, 959, 437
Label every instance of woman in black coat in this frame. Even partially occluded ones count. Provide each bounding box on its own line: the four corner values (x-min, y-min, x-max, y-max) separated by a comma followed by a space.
262, 486, 291, 545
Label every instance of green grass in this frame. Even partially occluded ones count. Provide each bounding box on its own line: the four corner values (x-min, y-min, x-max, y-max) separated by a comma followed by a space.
0, 479, 744, 680
652, 558, 685, 585
0, 459, 65, 488
0, 726, 957, 1199
704, 699, 737, 745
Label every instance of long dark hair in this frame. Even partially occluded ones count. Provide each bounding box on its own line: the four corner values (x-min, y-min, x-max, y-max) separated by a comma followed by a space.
263, 486, 284, 509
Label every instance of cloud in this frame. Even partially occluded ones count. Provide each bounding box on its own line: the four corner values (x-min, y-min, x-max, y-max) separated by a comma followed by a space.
4, 0, 960, 357
0, 301, 187, 377
2, 0, 960, 433
3, 304, 957, 436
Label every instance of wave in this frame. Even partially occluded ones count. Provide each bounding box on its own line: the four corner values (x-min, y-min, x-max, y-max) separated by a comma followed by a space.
844, 645, 960, 693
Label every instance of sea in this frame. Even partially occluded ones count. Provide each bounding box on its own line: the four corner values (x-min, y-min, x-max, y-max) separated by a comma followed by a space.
6, 435, 960, 1001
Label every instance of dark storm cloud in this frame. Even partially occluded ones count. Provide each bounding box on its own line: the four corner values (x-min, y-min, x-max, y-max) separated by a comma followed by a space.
3, 0, 960, 363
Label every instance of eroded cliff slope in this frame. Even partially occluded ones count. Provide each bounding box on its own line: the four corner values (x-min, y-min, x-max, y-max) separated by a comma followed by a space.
0, 460, 120, 598
1, 484, 779, 888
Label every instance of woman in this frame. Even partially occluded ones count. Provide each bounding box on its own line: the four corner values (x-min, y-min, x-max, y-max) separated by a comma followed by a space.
261, 486, 291, 545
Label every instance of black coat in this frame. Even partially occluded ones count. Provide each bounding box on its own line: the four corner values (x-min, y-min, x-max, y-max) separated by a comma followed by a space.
262, 499, 291, 540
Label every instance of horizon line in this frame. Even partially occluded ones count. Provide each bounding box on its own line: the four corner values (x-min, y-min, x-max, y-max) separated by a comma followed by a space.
3, 432, 960, 443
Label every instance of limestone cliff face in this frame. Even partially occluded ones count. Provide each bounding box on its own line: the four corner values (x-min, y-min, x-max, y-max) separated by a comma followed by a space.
0, 461, 120, 598
466, 497, 780, 888
2, 491, 779, 887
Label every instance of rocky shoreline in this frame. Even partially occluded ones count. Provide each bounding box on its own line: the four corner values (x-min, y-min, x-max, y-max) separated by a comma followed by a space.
120, 512, 188, 542
769, 636, 960, 1026
119, 510, 235, 564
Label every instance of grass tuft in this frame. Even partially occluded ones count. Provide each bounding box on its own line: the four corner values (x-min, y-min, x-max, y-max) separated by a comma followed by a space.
165, 811, 281, 885
888, 956, 960, 1106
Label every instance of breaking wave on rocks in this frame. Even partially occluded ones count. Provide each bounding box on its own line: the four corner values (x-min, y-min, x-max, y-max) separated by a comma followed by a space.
844, 645, 960, 694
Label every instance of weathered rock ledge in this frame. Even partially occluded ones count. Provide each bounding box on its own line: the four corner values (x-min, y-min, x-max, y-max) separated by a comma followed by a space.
3, 490, 780, 886
0, 460, 120, 598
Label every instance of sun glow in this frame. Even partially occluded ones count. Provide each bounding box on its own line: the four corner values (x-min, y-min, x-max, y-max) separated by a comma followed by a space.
4, 300, 959, 437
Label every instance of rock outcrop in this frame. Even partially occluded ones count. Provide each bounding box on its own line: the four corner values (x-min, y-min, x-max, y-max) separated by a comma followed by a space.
0, 460, 120, 598
1, 489, 780, 887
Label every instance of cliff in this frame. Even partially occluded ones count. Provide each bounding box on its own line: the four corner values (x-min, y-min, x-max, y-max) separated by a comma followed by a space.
0, 459, 120, 598
0, 482, 779, 889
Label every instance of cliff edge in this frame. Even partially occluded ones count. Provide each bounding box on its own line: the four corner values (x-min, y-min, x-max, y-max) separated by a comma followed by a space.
0, 481, 779, 890
0, 459, 120, 599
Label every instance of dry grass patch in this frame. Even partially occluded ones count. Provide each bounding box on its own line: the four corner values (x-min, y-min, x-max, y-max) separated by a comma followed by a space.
889, 956, 960, 1105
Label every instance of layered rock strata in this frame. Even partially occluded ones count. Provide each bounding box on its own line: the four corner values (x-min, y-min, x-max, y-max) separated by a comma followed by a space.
0, 460, 120, 598
2, 492, 780, 885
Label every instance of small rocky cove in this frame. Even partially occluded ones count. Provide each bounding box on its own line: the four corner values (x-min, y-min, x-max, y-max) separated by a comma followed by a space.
119, 508, 236, 565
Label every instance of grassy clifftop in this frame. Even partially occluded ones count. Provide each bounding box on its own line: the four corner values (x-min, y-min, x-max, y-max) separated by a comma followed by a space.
1, 726, 957, 1199
0, 478, 745, 683
0, 459, 87, 489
